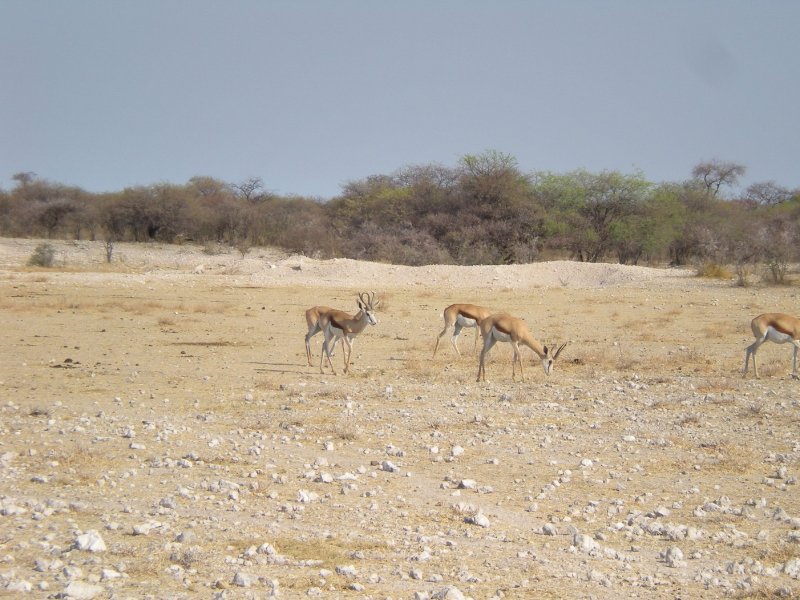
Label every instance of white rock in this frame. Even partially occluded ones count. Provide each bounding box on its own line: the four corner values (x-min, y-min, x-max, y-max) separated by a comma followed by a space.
75, 530, 107, 552
297, 490, 318, 503
573, 533, 599, 553
467, 511, 490, 528
381, 460, 400, 473
663, 546, 685, 568
336, 564, 358, 578
101, 568, 122, 581
433, 586, 466, 600
63, 581, 104, 599
6, 580, 33, 592
785, 558, 800, 579
233, 571, 255, 587
451, 446, 465, 457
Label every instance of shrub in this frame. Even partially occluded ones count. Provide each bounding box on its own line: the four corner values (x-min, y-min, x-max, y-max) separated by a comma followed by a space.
696, 262, 732, 279
27, 243, 56, 267
202, 242, 228, 255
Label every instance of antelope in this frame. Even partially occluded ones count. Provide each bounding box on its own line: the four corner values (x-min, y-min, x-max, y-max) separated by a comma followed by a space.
433, 303, 493, 357
743, 313, 800, 379
305, 305, 346, 366
319, 292, 380, 375
477, 312, 567, 382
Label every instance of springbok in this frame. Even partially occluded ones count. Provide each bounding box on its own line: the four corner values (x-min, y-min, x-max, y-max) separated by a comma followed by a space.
305, 305, 344, 366
433, 303, 493, 357
743, 313, 800, 379
477, 312, 567, 382
319, 292, 380, 375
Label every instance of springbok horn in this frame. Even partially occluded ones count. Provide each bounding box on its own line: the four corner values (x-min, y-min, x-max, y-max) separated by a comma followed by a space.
554, 342, 568, 360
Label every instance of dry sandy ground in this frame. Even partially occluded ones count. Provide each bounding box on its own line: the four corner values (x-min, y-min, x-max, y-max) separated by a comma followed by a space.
1, 238, 800, 599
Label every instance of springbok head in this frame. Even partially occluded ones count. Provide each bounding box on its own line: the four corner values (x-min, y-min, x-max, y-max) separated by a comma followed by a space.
358, 291, 380, 326
541, 342, 568, 375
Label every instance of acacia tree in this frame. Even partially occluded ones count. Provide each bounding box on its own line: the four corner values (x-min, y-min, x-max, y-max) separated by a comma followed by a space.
232, 177, 268, 203
691, 159, 746, 198
11, 171, 36, 188
744, 181, 793, 206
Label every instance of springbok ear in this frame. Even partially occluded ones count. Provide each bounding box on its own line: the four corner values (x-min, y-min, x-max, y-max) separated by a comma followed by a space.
543, 345, 549, 356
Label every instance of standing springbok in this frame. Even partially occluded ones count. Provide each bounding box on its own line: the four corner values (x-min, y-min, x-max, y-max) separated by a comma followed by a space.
433, 303, 493, 357
743, 313, 800, 379
477, 312, 567, 382
305, 305, 346, 366
319, 292, 380, 375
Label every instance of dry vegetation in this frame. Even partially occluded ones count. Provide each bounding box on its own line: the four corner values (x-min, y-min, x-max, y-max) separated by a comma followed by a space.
1, 238, 800, 599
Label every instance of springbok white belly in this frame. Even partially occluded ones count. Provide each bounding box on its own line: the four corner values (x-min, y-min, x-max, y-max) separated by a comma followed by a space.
491, 328, 511, 342
765, 327, 795, 344
456, 315, 478, 327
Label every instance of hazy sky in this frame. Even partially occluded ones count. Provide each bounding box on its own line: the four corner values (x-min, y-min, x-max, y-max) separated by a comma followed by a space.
2, 1, 798, 199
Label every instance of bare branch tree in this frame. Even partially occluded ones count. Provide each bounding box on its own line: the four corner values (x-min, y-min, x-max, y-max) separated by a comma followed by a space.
744, 181, 792, 205
691, 160, 746, 197
232, 177, 265, 202
12, 171, 37, 187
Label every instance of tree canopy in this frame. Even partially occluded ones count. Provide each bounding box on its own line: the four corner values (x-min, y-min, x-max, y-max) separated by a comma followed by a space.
2, 155, 798, 276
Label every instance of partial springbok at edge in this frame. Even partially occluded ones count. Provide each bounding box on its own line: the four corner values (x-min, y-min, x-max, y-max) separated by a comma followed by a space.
305, 305, 345, 366
743, 313, 800, 379
477, 312, 567, 382
433, 303, 493, 357
319, 292, 380, 375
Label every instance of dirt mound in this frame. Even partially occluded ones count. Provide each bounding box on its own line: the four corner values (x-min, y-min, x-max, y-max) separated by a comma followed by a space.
0, 238, 695, 290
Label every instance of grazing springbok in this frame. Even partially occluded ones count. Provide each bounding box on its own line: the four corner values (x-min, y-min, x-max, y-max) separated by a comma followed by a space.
305, 305, 346, 366
433, 303, 493, 357
477, 312, 567, 382
743, 313, 800, 379
319, 292, 380, 375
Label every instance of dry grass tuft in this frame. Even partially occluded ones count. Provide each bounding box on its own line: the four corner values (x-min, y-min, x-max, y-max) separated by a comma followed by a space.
678, 414, 701, 427
403, 356, 440, 378
332, 423, 359, 441
272, 536, 386, 567
696, 262, 733, 279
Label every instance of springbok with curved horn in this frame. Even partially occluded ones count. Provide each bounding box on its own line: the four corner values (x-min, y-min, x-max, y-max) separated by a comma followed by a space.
477, 312, 567, 382
744, 313, 800, 379
433, 303, 493, 357
319, 292, 380, 375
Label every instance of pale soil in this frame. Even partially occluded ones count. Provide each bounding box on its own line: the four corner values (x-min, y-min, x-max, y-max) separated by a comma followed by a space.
1, 238, 799, 599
